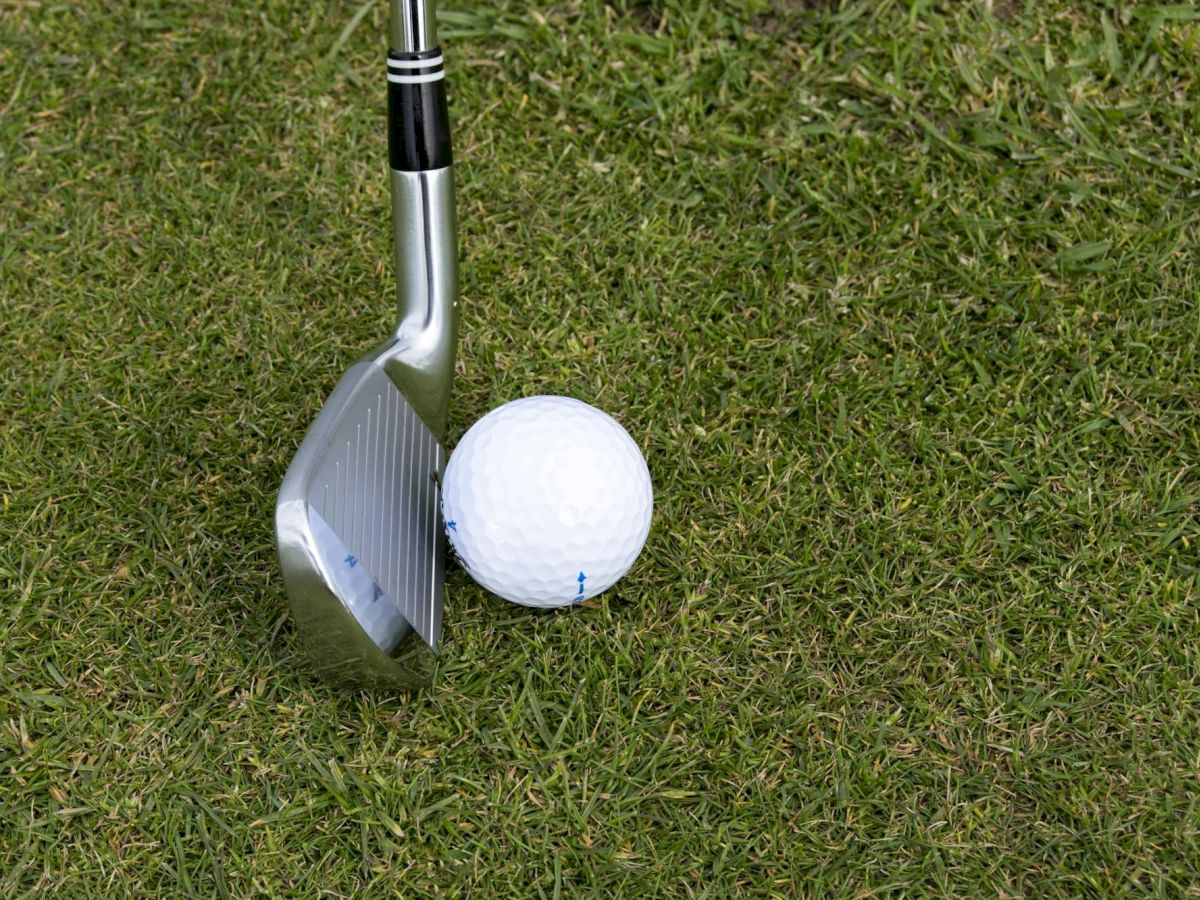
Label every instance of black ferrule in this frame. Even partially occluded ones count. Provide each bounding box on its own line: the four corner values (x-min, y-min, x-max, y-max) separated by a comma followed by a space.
387, 48, 452, 172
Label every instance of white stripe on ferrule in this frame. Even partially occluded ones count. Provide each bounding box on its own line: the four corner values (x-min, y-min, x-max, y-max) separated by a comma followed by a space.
387, 55, 443, 69
387, 71, 445, 84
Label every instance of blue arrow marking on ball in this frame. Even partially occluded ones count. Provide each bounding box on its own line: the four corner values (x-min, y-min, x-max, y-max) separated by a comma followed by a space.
345, 554, 358, 568
446, 520, 457, 531
577, 571, 586, 597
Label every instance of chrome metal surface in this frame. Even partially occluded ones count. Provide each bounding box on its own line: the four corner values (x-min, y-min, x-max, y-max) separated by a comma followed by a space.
386, 167, 458, 437
277, 350, 446, 688
276, 177, 457, 685
391, 0, 437, 53
277, 0, 456, 690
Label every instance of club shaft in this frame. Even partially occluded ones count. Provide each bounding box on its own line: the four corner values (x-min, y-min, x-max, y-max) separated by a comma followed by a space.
390, 0, 437, 53
385, 0, 457, 438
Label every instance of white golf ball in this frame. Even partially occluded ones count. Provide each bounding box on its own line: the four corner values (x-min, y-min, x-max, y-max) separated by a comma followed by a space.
441, 396, 653, 607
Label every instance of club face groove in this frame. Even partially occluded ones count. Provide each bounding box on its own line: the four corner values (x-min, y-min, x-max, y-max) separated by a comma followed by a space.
305, 365, 445, 658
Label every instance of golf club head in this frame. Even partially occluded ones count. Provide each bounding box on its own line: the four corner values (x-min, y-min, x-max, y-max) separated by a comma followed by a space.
276, 349, 445, 689
276, 11, 457, 690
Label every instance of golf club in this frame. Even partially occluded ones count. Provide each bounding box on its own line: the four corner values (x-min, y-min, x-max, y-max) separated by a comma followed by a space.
275, 0, 457, 689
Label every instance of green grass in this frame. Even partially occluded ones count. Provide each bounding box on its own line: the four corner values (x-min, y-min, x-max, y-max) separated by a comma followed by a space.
3, 0, 1200, 894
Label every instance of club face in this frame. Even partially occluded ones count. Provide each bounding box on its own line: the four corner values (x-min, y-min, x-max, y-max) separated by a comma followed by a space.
276, 343, 447, 690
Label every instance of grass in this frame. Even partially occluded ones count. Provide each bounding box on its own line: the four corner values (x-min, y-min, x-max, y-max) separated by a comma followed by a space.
3, 0, 1199, 894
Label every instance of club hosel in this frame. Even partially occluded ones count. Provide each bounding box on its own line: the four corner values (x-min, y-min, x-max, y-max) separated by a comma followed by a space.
384, 15, 456, 440
386, 166, 458, 438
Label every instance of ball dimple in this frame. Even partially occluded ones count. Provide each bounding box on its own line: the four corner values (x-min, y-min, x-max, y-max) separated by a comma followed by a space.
441, 396, 653, 608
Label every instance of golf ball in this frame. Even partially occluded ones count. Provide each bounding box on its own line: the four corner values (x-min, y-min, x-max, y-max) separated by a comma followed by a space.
441, 396, 653, 607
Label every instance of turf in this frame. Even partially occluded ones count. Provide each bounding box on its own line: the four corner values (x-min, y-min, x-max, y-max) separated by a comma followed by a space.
3, 0, 1199, 894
